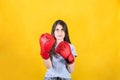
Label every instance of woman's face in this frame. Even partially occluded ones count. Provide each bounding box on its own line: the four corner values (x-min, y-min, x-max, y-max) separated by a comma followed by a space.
54, 24, 65, 41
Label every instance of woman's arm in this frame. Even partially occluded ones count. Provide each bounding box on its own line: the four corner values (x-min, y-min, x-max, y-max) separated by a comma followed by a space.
67, 62, 75, 73
67, 44, 77, 73
43, 58, 52, 69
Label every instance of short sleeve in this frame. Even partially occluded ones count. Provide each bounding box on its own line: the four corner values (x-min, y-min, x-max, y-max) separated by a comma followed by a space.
70, 44, 77, 57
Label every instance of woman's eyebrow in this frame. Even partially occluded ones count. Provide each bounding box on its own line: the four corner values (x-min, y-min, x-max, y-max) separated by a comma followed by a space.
55, 28, 59, 30
55, 28, 63, 30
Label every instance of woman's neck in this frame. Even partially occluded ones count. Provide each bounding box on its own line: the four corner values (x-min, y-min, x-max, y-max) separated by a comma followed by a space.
56, 39, 63, 45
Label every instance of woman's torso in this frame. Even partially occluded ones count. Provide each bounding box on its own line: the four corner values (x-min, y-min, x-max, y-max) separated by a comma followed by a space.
44, 44, 77, 78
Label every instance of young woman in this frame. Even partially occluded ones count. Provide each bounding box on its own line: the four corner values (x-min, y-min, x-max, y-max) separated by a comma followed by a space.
39, 20, 77, 80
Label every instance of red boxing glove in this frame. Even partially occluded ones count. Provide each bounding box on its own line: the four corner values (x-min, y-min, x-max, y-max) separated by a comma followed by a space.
55, 41, 74, 64
39, 33, 55, 59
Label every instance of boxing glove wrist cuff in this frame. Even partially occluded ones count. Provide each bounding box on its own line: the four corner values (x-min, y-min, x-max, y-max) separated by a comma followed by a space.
41, 51, 50, 59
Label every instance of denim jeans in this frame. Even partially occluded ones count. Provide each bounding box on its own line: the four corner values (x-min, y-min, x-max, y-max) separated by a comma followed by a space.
44, 77, 71, 80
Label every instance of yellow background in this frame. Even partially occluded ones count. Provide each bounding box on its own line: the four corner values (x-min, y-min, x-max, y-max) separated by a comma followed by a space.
0, 0, 120, 80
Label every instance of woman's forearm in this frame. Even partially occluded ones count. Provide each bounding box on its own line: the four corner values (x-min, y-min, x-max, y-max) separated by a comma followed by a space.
67, 62, 75, 73
43, 58, 52, 69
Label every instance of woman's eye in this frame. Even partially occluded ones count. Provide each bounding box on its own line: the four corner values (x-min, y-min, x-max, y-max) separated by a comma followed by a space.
55, 28, 64, 32
55, 29, 59, 31
61, 29, 64, 31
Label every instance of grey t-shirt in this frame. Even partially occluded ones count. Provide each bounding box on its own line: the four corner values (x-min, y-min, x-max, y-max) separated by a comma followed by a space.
45, 44, 77, 78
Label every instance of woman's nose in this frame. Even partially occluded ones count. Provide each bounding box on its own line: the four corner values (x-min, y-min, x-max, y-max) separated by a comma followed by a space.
58, 30, 62, 34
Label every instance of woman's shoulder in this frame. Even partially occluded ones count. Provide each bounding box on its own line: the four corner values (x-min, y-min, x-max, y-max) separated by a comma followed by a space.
69, 43, 75, 49
69, 43, 77, 57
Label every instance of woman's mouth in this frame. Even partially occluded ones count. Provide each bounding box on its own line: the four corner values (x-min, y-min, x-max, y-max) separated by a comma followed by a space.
58, 35, 62, 37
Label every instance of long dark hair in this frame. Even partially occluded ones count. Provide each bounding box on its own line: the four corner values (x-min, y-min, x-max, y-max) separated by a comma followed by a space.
50, 20, 71, 57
